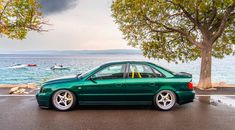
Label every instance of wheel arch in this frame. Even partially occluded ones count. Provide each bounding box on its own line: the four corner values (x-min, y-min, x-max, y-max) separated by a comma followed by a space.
154, 86, 179, 104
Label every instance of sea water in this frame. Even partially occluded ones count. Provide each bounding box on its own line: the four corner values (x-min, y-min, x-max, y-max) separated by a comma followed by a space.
0, 54, 234, 84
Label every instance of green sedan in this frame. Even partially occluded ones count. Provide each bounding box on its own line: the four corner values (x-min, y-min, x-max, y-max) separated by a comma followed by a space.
36, 61, 195, 111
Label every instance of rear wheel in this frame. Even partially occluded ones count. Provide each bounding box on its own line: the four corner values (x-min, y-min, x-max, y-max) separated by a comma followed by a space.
52, 90, 76, 111
154, 90, 176, 111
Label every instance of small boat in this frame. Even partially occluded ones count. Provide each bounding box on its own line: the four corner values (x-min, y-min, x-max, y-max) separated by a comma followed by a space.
28, 64, 37, 67
8, 64, 27, 69
50, 65, 70, 70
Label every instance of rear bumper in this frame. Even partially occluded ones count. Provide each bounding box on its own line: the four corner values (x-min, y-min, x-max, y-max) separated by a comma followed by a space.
176, 90, 195, 105
36, 93, 51, 108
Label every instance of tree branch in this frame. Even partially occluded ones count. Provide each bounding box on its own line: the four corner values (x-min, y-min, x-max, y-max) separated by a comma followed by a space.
195, 0, 200, 23
208, 0, 217, 27
0, 0, 11, 21
145, 15, 173, 33
168, 12, 184, 18
211, 5, 235, 43
230, 12, 235, 17
163, 25, 203, 48
144, 15, 203, 48
167, 0, 204, 32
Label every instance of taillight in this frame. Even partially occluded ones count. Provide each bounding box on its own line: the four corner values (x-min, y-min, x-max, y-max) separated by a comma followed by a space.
188, 82, 193, 90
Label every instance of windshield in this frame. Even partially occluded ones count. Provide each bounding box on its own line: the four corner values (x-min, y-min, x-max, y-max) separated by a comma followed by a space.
77, 66, 100, 78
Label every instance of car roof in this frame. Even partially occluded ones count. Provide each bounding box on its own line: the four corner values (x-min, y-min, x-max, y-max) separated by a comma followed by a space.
102, 61, 155, 66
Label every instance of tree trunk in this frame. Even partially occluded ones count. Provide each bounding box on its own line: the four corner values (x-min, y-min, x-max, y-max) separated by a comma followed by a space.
198, 46, 212, 89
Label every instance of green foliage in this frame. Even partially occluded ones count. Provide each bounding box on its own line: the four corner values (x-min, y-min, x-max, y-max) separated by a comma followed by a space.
112, 0, 235, 62
0, 0, 45, 39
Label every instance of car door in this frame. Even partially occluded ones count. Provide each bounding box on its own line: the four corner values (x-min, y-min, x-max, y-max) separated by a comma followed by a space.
78, 63, 127, 103
124, 63, 161, 101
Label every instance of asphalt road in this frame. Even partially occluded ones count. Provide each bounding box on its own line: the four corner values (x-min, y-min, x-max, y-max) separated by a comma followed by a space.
0, 97, 235, 130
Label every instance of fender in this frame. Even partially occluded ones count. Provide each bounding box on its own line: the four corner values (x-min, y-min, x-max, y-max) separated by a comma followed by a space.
154, 86, 179, 103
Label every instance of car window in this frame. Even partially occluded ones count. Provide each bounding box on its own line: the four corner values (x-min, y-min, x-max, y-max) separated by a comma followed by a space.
128, 64, 162, 78
152, 68, 165, 77
92, 64, 125, 80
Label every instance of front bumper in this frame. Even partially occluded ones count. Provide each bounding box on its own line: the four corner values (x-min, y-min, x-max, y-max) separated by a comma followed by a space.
176, 90, 195, 105
36, 93, 51, 108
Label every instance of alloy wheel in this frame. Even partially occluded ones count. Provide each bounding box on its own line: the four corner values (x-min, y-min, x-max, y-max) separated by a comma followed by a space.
52, 90, 75, 111
155, 90, 176, 110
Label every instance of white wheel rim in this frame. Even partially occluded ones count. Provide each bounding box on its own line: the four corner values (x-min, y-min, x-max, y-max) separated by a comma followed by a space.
53, 90, 74, 110
156, 90, 175, 110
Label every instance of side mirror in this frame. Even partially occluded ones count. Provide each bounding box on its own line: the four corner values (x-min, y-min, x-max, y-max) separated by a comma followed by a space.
156, 73, 162, 77
89, 76, 97, 83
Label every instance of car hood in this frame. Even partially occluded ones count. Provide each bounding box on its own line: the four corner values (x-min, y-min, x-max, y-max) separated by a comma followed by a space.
174, 72, 192, 78
43, 75, 79, 85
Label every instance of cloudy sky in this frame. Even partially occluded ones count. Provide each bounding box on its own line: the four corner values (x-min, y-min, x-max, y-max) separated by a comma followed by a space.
0, 0, 133, 52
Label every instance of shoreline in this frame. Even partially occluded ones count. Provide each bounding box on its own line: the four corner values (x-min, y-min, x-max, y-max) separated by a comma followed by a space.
0, 83, 38, 89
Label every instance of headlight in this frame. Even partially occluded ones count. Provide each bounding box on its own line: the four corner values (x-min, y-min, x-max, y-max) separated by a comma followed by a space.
39, 87, 44, 93
39, 87, 52, 93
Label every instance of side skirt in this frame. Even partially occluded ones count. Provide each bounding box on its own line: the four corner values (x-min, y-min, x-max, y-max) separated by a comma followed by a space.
79, 101, 152, 105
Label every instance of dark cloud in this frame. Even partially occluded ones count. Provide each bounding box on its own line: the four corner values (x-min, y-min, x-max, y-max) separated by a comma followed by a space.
39, 0, 78, 15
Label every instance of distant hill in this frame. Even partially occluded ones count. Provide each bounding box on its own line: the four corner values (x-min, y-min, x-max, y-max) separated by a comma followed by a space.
5, 49, 142, 55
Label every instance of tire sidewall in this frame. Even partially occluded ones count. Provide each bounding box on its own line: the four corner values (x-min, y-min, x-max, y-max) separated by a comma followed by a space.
52, 90, 76, 111
154, 90, 176, 111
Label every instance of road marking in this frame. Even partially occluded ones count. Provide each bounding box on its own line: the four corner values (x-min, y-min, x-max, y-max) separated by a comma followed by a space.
0, 94, 235, 97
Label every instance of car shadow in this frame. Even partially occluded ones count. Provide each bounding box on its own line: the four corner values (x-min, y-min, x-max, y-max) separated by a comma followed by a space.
76, 105, 153, 110
72, 104, 186, 111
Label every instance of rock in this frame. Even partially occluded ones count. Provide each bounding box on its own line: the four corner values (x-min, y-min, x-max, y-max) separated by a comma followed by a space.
9, 87, 28, 94
9, 87, 19, 94
24, 91, 29, 94
27, 83, 37, 89
17, 88, 25, 94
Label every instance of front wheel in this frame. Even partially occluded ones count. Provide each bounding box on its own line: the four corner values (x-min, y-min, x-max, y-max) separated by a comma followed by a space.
52, 90, 76, 111
154, 90, 176, 111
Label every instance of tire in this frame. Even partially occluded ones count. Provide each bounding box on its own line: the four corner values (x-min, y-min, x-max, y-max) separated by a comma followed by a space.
52, 90, 76, 111
154, 90, 176, 111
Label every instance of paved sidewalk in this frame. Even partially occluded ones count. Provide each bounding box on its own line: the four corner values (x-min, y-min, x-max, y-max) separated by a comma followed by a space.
195, 87, 235, 95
